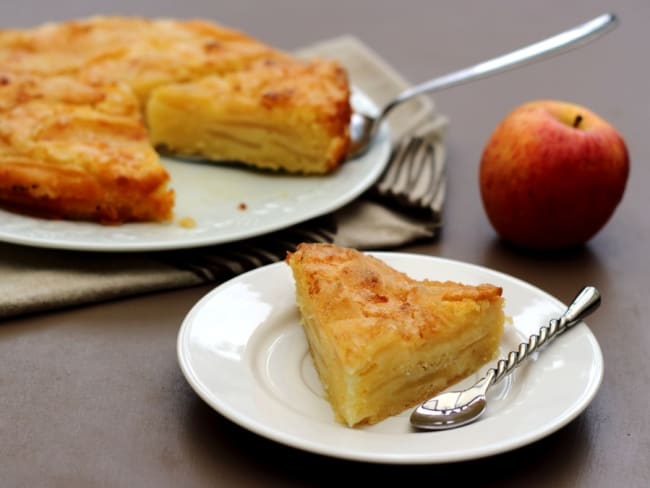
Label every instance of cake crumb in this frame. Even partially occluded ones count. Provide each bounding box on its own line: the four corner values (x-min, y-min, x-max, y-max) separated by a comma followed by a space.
177, 216, 196, 228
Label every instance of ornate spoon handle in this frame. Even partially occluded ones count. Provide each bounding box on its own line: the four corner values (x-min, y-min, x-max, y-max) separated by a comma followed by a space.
488, 286, 601, 386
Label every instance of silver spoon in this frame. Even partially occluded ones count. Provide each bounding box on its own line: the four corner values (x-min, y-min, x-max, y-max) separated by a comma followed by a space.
410, 286, 601, 431
348, 13, 618, 159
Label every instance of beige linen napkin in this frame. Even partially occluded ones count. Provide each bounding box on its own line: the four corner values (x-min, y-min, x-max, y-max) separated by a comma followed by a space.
0, 35, 448, 319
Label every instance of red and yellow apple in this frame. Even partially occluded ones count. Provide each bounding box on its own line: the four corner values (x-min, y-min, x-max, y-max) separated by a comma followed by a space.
479, 100, 629, 250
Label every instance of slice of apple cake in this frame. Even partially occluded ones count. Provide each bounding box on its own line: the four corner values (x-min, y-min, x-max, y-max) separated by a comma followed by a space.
286, 243, 506, 427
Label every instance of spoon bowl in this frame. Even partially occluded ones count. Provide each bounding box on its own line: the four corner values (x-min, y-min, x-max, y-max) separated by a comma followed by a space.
410, 373, 493, 430
347, 13, 618, 159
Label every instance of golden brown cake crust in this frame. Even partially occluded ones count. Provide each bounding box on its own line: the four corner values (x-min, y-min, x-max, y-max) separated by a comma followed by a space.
0, 16, 281, 84
286, 242, 503, 340
0, 16, 351, 223
0, 73, 173, 223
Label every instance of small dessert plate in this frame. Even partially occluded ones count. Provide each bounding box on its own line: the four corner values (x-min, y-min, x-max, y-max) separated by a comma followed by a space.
177, 253, 603, 464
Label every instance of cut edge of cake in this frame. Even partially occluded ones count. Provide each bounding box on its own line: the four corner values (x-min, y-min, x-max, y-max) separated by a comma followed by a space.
146, 57, 351, 175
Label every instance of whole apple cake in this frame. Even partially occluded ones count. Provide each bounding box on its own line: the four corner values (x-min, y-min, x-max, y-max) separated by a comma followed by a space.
286, 243, 507, 427
0, 16, 351, 223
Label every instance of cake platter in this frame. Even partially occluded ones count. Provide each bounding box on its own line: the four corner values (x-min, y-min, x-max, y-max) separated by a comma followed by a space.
0, 89, 390, 252
177, 252, 604, 464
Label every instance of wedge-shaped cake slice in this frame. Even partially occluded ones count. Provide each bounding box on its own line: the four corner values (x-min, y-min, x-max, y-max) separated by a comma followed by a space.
146, 57, 351, 174
0, 74, 173, 223
286, 243, 506, 427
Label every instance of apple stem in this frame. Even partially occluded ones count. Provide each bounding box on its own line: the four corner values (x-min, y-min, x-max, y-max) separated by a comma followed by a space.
573, 114, 583, 129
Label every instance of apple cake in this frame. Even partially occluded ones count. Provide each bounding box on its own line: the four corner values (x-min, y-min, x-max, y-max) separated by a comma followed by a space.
0, 16, 351, 223
286, 243, 506, 427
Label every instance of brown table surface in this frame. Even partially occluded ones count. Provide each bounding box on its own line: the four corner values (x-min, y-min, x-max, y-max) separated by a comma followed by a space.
1, 1, 648, 486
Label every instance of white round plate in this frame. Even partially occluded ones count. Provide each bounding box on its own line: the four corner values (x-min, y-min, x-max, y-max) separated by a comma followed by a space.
0, 90, 389, 252
177, 253, 604, 464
